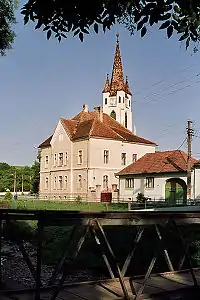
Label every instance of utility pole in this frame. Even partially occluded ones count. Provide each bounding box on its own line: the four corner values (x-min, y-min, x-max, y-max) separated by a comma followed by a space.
13, 170, 17, 194
22, 174, 24, 194
187, 120, 193, 200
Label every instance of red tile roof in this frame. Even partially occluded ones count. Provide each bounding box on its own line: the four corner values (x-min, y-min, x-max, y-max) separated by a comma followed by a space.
117, 150, 198, 176
38, 135, 52, 148
39, 108, 155, 147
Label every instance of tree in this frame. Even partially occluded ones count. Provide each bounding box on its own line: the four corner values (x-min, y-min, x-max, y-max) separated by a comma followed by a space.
21, 0, 200, 50
31, 161, 40, 194
0, 0, 18, 56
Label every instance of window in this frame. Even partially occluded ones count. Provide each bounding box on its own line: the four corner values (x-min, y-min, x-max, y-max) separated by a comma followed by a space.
78, 150, 83, 164
45, 177, 49, 189
125, 178, 134, 189
104, 150, 109, 164
119, 96, 121, 103
105, 98, 107, 105
110, 110, 116, 120
59, 134, 63, 141
54, 154, 57, 166
59, 176, 63, 189
54, 176, 57, 189
65, 176, 68, 189
103, 175, 108, 189
121, 153, 126, 165
45, 156, 49, 168
129, 100, 131, 107
123, 97, 125, 103
112, 184, 117, 191
125, 112, 127, 128
78, 175, 82, 189
65, 152, 68, 165
146, 177, 154, 189
59, 153, 63, 166
132, 154, 137, 163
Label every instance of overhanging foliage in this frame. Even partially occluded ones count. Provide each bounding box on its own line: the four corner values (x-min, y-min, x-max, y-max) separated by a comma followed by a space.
21, 0, 200, 50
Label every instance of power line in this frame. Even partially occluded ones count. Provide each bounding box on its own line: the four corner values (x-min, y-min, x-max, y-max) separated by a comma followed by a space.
134, 77, 200, 106
177, 137, 187, 151
134, 62, 200, 96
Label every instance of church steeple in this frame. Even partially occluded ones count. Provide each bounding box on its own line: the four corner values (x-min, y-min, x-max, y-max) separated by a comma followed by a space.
125, 76, 132, 96
102, 34, 133, 132
110, 33, 125, 96
102, 74, 110, 93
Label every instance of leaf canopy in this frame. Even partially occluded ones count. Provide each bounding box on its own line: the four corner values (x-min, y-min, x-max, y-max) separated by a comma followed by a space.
20, 0, 200, 50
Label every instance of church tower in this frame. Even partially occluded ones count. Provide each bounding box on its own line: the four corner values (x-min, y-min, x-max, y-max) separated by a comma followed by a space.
102, 34, 133, 132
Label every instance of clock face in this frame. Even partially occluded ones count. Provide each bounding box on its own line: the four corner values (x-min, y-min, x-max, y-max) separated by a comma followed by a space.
110, 98, 116, 106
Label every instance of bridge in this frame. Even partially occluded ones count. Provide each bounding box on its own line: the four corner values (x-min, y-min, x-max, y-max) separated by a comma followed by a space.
0, 209, 200, 299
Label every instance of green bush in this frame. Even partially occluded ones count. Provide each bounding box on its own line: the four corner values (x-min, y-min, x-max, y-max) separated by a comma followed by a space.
4, 191, 13, 201
136, 193, 145, 202
75, 195, 82, 203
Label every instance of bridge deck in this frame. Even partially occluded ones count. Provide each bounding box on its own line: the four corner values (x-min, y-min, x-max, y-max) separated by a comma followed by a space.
2, 269, 200, 300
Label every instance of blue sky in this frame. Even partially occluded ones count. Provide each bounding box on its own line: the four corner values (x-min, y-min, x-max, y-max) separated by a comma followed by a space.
1, 3, 200, 166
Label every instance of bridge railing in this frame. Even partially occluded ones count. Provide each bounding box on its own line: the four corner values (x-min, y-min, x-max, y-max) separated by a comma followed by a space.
0, 209, 200, 299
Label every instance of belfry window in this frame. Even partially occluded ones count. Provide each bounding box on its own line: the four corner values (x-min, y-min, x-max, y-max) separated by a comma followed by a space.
110, 110, 116, 120
125, 112, 128, 128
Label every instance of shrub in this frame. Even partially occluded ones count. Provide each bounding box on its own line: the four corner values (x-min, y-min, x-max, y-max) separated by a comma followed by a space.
4, 191, 13, 201
75, 195, 82, 203
136, 193, 145, 202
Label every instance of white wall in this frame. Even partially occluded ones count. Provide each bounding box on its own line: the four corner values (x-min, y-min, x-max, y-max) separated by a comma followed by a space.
102, 90, 133, 131
119, 173, 187, 201
193, 166, 200, 200
88, 138, 155, 190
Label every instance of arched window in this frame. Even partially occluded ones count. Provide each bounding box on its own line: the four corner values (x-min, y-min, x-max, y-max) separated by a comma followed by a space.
103, 175, 108, 189
45, 177, 49, 190
59, 176, 63, 189
119, 96, 121, 103
110, 110, 116, 120
65, 176, 68, 189
125, 112, 128, 128
78, 175, 82, 189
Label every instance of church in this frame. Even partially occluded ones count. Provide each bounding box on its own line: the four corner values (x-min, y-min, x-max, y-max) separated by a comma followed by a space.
38, 35, 156, 201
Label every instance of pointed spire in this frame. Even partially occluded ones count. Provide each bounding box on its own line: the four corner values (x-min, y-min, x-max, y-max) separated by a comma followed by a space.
125, 76, 132, 95
110, 33, 125, 96
102, 73, 110, 93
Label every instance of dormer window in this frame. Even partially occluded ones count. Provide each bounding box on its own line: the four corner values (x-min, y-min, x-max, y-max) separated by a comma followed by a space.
105, 98, 107, 105
119, 96, 121, 103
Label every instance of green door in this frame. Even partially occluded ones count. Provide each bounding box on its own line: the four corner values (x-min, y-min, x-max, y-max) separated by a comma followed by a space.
165, 180, 176, 205
165, 179, 187, 205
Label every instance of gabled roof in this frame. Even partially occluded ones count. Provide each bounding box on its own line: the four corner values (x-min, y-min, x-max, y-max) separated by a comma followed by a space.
117, 150, 198, 176
38, 135, 52, 148
39, 107, 155, 148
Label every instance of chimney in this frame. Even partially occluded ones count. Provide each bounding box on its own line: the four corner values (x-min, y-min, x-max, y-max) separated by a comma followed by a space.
83, 104, 88, 112
94, 106, 103, 122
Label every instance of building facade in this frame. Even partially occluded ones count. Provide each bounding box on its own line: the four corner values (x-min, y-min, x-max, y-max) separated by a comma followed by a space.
39, 36, 156, 200
117, 150, 200, 203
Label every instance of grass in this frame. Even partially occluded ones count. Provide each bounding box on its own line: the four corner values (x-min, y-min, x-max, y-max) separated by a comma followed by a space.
0, 199, 128, 211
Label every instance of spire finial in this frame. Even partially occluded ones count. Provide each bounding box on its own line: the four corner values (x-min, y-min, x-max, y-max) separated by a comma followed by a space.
116, 33, 119, 43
